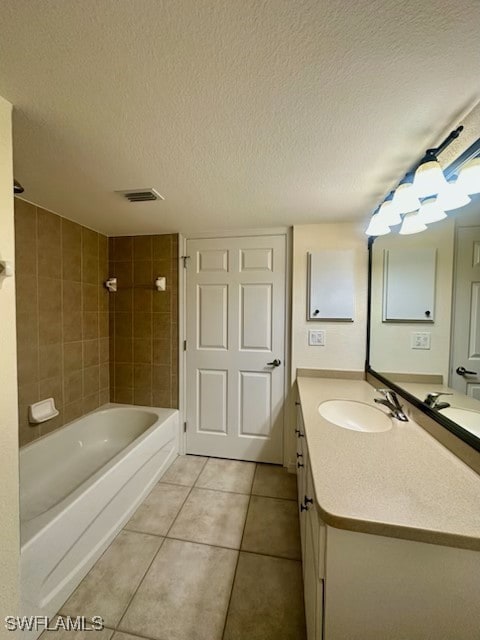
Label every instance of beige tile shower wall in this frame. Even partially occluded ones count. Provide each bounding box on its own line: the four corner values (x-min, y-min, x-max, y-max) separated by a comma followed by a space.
14, 199, 110, 447
108, 234, 179, 408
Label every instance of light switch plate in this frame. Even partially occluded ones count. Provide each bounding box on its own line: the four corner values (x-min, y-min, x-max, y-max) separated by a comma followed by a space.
411, 332, 431, 350
309, 330, 326, 346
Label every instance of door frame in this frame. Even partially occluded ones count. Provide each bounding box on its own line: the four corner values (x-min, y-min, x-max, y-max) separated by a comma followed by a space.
449, 217, 480, 391
178, 227, 292, 466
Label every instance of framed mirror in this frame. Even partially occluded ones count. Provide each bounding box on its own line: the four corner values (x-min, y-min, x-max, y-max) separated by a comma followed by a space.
367, 138, 480, 452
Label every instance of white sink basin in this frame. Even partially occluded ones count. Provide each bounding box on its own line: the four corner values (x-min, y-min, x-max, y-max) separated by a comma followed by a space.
318, 400, 393, 432
440, 407, 480, 437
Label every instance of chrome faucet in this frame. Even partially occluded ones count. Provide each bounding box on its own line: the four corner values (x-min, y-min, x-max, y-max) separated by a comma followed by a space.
424, 392, 452, 410
374, 389, 409, 422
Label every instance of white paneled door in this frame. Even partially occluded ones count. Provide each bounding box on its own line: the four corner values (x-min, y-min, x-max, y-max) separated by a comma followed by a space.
451, 226, 480, 398
185, 235, 286, 462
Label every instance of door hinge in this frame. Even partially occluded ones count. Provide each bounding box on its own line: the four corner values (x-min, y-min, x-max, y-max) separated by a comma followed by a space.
180, 255, 190, 268
183, 421, 187, 433
183, 340, 187, 351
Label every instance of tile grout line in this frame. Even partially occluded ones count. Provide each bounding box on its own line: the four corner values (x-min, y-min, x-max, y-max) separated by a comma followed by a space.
108, 625, 161, 640
113, 533, 167, 633
35, 205, 41, 436
57, 524, 135, 622
161, 456, 210, 539
103, 531, 302, 564
114, 456, 210, 633
220, 463, 257, 640
60, 218, 65, 423
160, 480, 297, 502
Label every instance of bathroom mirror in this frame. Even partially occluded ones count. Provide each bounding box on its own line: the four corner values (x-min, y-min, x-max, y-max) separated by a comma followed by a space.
367, 139, 480, 452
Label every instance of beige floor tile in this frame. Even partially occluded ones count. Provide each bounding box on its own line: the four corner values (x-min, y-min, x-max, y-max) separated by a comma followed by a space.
161, 454, 208, 486
112, 633, 144, 640
124, 483, 190, 536
61, 530, 162, 628
252, 464, 297, 500
168, 487, 249, 549
195, 458, 255, 494
241, 496, 301, 560
223, 552, 306, 640
119, 538, 237, 640
40, 619, 114, 640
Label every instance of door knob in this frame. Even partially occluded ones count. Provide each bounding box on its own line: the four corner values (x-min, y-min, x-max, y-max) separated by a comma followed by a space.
266, 359, 281, 367
456, 366, 478, 377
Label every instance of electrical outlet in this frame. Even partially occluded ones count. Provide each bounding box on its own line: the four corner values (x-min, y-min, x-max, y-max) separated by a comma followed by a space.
411, 332, 431, 350
309, 330, 326, 346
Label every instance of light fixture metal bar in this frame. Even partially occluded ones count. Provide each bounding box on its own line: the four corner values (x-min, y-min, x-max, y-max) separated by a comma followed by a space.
424, 125, 464, 161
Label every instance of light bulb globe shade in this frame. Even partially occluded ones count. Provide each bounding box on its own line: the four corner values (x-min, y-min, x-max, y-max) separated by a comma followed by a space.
377, 200, 402, 226
365, 213, 391, 236
436, 183, 471, 211
417, 197, 447, 224
413, 159, 449, 198
455, 158, 480, 195
399, 210, 427, 235
393, 183, 421, 214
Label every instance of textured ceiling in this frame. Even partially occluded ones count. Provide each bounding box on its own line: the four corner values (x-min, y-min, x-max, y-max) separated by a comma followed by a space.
1, 0, 480, 235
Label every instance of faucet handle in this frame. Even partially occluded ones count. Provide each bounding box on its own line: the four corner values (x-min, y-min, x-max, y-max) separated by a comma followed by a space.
426, 391, 453, 400
375, 388, 391, 397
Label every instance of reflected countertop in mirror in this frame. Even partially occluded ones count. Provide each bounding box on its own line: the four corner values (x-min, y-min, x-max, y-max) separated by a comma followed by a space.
368, 195, 480, 449
399, 382, 480, 439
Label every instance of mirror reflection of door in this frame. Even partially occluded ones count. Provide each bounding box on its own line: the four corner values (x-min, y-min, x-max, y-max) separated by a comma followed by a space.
450, 226, 480, 397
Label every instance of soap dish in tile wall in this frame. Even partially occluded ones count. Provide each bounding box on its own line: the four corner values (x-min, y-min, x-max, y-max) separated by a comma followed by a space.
28, 398, 59, 424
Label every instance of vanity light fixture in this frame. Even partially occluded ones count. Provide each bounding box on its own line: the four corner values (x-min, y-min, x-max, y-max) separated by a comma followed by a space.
392, 181, 420, 214
436, 181, 471, 211
365, 125, 465, 237
455, 157, 480, 194
365, 212, 391, 236
417, 197, 447, 224
399, 210, 427, 235
413, 154, 450, 198
377, 197, 402, 227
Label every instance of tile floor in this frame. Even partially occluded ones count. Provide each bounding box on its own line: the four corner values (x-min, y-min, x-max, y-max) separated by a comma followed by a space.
54, 456, 306, 640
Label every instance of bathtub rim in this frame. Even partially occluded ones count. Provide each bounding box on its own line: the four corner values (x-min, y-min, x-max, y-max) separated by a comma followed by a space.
19, 402, 170, 453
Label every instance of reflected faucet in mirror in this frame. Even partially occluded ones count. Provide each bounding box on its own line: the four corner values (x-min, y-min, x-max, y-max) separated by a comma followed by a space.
424, 392, 452, 410
374, 389, 409, 422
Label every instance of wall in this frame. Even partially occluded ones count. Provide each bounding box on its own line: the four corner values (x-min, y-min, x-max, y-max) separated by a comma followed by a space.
287, 223, 368, 468
15, 199, 110, 446
291, 223, 369, 375
369, 218, 455, 382
0, 96, 20, 627
108, 234, 179, 408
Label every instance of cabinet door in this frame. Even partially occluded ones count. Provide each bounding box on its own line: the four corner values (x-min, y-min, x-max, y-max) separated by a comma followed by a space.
304, 511, 317, 639
383, 248, 436, 321
304, 511, 324, 640
296, 402, 307, 562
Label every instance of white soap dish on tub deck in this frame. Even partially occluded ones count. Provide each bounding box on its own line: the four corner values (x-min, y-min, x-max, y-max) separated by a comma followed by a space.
29, 398, 59, 424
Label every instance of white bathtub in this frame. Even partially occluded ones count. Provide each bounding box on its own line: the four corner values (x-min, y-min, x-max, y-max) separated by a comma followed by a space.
20, 403, 179, 627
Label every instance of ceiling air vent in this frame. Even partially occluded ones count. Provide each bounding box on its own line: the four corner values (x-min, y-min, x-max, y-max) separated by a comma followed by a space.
116, 188, 165, 203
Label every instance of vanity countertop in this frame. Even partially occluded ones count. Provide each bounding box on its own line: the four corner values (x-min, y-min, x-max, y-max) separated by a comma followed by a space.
297, 376, 480, 551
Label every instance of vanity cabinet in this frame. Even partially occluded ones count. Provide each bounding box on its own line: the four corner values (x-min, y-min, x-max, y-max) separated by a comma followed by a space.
296, 403, 324, 640
295, 396, 480, 640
